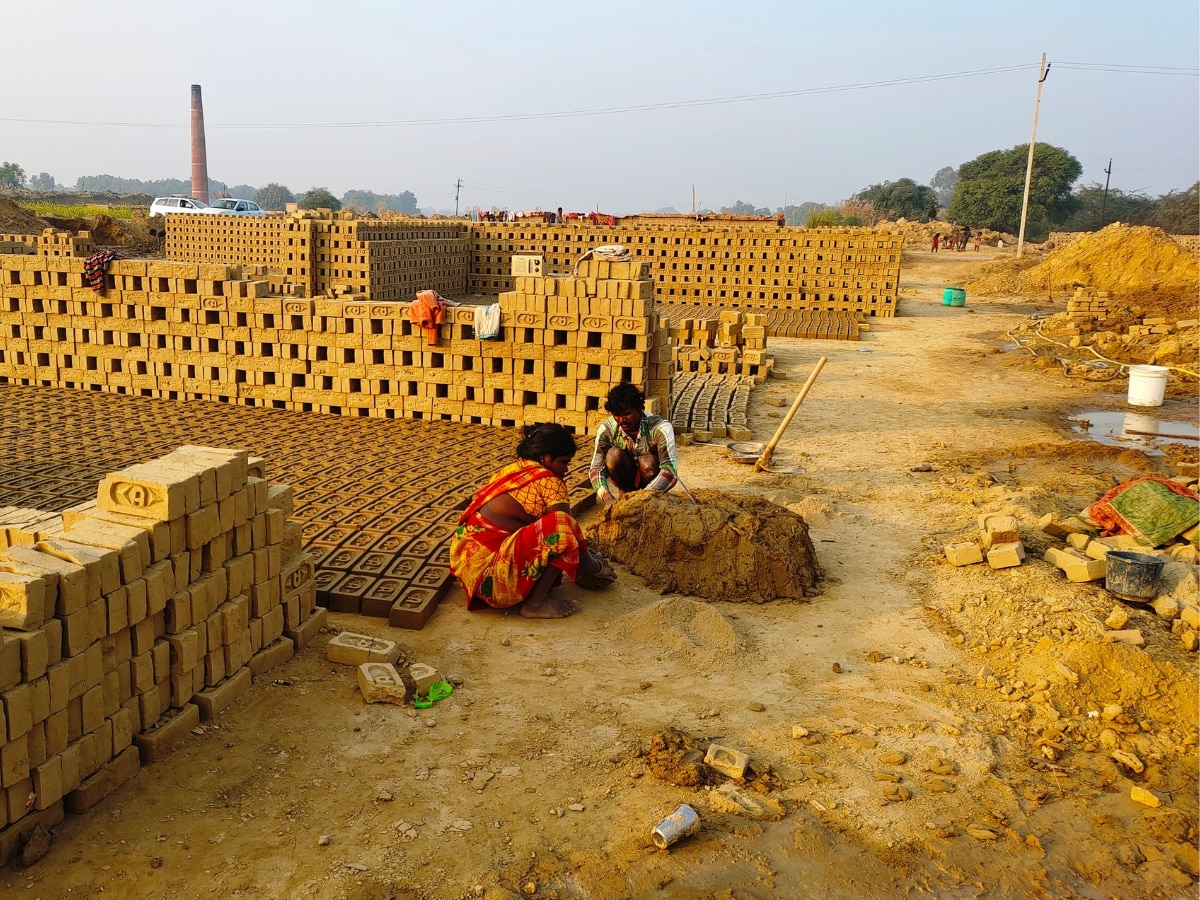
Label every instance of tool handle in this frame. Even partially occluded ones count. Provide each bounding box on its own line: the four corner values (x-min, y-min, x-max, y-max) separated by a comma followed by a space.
755, 357, 826, 472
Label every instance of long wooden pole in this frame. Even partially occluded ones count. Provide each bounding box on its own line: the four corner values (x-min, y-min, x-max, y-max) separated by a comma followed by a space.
755, 356, 826, 472
1017, 53, 1049, 259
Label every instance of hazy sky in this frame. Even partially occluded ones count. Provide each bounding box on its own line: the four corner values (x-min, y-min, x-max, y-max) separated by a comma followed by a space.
5, 1, 1197, 213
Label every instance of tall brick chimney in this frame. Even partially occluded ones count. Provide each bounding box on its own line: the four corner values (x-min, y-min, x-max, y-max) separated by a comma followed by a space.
190, 84, 210, 204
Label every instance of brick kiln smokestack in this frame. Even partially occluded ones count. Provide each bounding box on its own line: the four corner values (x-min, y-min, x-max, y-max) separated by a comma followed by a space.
190, 84, 210, 205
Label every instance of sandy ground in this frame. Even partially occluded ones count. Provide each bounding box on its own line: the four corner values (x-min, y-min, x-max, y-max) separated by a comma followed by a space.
8, 248, 1198, 899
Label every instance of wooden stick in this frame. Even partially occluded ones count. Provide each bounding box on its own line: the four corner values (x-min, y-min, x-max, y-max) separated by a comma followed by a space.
755, 357, 827, 472
1124, 428, 1199, 442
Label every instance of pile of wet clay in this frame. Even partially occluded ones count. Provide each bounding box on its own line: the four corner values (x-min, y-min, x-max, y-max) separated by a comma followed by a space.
587, 489, 822, 602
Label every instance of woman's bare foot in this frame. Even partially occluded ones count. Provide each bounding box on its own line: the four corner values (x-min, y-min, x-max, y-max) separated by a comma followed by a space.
519, 593, 574, 618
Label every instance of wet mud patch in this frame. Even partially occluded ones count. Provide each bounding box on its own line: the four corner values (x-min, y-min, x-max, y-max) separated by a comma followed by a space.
588, 490, 822, 602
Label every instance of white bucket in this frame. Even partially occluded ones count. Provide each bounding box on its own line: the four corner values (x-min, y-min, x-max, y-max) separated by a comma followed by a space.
1127, 365, 1168, 407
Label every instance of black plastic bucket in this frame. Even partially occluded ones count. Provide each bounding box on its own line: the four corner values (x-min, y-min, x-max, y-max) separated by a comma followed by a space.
1105, 550, 1165, 601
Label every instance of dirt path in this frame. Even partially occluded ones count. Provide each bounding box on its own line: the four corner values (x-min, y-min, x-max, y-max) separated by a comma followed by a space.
12, 249, 1198, 899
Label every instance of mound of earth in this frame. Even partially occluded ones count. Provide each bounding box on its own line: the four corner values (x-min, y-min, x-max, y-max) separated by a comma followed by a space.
587, 489, 822, 602
967, 223, 1199, 310
0, 197, 48, 234
608, 596, 743, 665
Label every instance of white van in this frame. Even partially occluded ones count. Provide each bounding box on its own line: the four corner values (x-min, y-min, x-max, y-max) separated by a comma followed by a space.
149, 196, 209, 218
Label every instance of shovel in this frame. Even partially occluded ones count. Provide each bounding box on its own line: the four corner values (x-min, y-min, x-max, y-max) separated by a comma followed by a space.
754, 357, 827, 473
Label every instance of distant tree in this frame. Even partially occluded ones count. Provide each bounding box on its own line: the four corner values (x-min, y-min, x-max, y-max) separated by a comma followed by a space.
1153, 182, 1199, 235
854, 178, 937, 222
948, 143, 1082, 238
73, 174, 227, 196
0, 161, 26, 191
28, 172, 57, 192
340, 188, 418, 215
806, 209, 843, 227
721, 200, 773, 217
254, 183, 295, 211
227, 184, 257, 199
1060, 183, 1156, 231
299, 187, 341, 211
782, 202, 829, 226
930, 165, 958, 208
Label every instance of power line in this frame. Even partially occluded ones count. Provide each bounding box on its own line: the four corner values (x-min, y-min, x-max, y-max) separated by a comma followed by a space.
0, 64, 1038, 130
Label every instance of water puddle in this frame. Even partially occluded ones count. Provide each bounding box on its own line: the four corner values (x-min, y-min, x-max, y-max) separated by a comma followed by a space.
1068, 409, 1199, 450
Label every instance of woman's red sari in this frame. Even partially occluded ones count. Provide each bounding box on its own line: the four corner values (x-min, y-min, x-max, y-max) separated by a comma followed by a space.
449, 460, 585, 610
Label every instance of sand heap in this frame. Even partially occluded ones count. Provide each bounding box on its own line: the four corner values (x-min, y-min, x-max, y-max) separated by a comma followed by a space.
587, 490, 822, 602
967, 223, 1199, 303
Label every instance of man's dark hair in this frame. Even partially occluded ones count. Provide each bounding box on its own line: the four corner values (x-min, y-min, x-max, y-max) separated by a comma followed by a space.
604, 382, 645, 415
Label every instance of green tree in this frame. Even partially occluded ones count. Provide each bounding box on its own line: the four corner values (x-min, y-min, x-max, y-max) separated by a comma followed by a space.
721, 200, 773, 217
948, 143, 1082, 238
227, 184, 257, 199
0, 161, 26, 191
854, 178, 937, 222
783, 201, 829, 226
28, 172, 57, 192
298, 186, 341, 211
254, 183, 295, 211
930, 165, 957, 208
1153, 182, 1199, 235
1060, 183, 1157, 231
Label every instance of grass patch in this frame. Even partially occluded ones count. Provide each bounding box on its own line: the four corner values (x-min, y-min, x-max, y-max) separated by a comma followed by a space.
20, 202, 136, 220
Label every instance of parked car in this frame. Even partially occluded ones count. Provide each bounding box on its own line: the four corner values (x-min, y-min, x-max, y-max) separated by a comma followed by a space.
200, 198, 266, 217
149, 196, 209, 217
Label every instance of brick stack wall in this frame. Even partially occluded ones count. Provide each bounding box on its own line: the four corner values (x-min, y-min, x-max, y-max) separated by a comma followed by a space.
0, 446, 322, 863
670, 310, 773, 381
469, 223, 901, 318
0, 253, 664, 433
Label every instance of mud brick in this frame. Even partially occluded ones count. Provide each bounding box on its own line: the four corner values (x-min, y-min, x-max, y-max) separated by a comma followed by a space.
13, 631, 48, 682
313, 568, 339, 607
249, 578, 280, 617
327, 632, 402, 666
0, 570, 46, 630
109, 705, 137, 756
203, 649, 226, 688
142, 559, 174, 616
105, 586, 128, 635
978, 514, 1020, 550
130, 614, 158, 657
705, 743, 750, 779
60, 521, 148, 582
133, 702, 198, 765
284, 606, 327, 649
247, 636, 293, 678
194, 666, 250, 721
0, 636, 20, 693
80, 684, 105, 733
322, 573, 363, 614
986, 541, 1026, 570
361, 578, 406, 617
223, 631, 252, 673
262, 605, 284, 646
388, 585, 441, 630
31, 754, 62, 810
36, 538, 119, 600
409, 662, 442, 695
98, 464, 199, 521
71, 509, 171, 562
169, 668, 196, 708
0, 733, 29, 789
944, 541, 983, 567
3, 681, 32, 739
164, 590, 192, 634
186, 505, 219, 550
357, 662, 407, 704
221, 594, 250, 644
64, 744, 139, 813
166, 629, 200, 676
0, 546, 87, 616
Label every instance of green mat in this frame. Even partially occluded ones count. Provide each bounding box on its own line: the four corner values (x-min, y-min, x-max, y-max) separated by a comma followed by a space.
1108, 480, 1200, 547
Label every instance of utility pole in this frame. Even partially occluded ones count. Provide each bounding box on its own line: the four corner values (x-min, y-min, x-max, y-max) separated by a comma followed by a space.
1099, 158, 1113, 228
1017, 53, 1050, 258
454, 179, 463, 217
691, 184, 696, 217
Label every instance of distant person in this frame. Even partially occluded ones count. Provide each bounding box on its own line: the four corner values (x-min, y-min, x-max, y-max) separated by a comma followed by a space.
931, 233, 940, 253
961, 226, 971, 252
973, 233, 981, 252
776, 213, 786, 227
590, 383, 678, 505
557, 206, 564, 224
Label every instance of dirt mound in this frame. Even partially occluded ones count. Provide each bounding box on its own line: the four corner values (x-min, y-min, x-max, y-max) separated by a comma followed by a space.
608, 596, 742, 665
588, 490, 822, 601
0, 197, 48, 234
967, 223, 1199, 306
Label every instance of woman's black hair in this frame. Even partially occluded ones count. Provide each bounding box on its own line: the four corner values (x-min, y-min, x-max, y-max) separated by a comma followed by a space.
604, 382, 645, 415
517, 422, 577, 461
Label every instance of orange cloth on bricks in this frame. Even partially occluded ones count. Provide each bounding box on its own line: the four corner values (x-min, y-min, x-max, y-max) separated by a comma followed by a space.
410, 289, 450, 343
450, 459, 585, 610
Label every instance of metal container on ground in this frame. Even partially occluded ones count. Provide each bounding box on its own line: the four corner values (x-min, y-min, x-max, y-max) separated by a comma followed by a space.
652, 804, 700, 849
942, 287, 966, 307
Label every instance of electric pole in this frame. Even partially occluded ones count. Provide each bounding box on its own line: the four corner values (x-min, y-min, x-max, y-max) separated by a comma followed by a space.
1017, 53, 1050, 258
454, 179, 463, 217
1099, 158, 1113, 229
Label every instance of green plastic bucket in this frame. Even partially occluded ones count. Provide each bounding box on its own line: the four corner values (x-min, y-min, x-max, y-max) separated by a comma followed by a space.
942, 288, 966, 307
